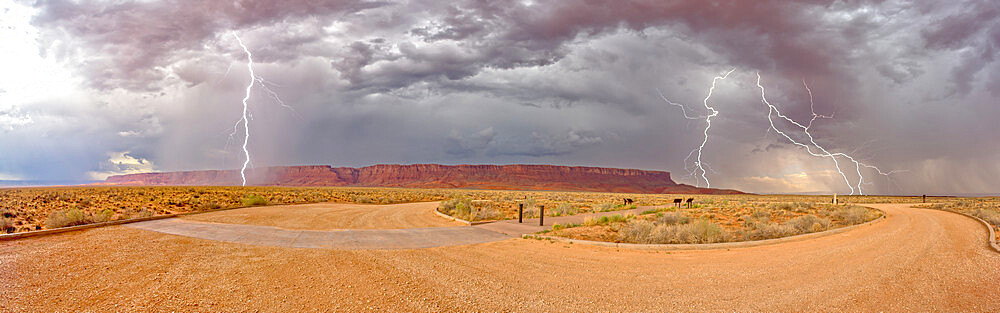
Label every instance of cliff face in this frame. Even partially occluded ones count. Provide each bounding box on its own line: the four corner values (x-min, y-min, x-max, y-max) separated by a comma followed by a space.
101, 164, 743, 194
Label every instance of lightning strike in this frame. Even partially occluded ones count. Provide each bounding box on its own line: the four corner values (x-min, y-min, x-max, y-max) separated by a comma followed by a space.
659, 69, 734, 188
233, 32, 254, 186
755, 72, 894, 195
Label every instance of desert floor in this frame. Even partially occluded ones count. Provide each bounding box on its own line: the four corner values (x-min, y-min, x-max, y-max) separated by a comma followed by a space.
2, 202, 998, 311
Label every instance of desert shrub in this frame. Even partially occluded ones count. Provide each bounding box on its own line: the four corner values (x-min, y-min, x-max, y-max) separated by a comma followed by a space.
834, 206, 875, 225
606, 214, 628, 223
551, 203, 577, 216
786, 214, 830, 233
684, 220, 725, 244
552, 223, 580, 231
469, 203, 501, 221
583, 216, 599, 226
742, 221, 796, 240
597, 203, 616, 212
241, 194, 269, 207
657, 211, 689, 225
440, 195, 501, 221
45, 209, 90, 228
0, 217, 14, 233
620, 219, 726, 244
196, 202, 222, 211
970, 209, 1000, 226
618, 219, 655, 243
752, 210, 771, 220
131, 208, 155, 219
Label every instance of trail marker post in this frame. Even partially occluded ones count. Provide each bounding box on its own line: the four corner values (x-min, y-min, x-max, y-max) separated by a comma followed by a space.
539, 205, 544, 226
518, 203, 523, 223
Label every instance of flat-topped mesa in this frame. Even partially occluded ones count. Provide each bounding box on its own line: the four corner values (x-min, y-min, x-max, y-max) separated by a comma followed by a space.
101, 164, 743, 194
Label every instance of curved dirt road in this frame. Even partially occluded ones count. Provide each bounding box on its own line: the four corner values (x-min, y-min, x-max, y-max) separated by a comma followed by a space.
2, 203, 998, 311
181, 201, 461, 230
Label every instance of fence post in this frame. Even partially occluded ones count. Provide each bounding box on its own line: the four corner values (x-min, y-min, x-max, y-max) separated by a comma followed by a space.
518, 203, 523, 223
539, 205, 544, 226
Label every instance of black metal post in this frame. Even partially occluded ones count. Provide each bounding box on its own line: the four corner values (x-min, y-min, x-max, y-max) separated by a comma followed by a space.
539, 205, 544, 226
518, 203, 523, 223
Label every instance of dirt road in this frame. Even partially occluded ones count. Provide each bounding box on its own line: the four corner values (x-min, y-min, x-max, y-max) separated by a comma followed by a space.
181, 201, 461, 230
2, 203, 997, 311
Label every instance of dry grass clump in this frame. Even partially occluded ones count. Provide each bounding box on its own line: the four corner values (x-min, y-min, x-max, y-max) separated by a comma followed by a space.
438, 195, 500, 222
0, 217, 14, 233
45, 208, 113, 229
241, 194, 269, 207
555, 202, 880, 244
618, 217, 727, 244
970, 209, 1000, 226
833, 206, 878, 225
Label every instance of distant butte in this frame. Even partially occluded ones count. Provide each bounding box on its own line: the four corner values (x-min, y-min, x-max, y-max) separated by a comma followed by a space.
98, 164, 744, 194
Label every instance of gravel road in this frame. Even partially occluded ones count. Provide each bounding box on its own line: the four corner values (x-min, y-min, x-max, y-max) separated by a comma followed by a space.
1, 203, 997, 311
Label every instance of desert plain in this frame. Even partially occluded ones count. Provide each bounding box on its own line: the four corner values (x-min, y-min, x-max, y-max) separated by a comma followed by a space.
1, 187, 998, 311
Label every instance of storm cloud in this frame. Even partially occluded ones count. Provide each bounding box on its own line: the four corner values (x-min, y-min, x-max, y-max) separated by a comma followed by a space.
1, 0, 999, 194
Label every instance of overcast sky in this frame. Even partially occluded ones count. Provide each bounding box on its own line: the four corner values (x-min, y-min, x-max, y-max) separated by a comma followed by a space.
1, 0, 998, 195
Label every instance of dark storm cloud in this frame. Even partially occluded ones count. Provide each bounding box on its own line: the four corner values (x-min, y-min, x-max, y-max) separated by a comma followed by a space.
29, 0, 388, 91
7, 0, 1000, 194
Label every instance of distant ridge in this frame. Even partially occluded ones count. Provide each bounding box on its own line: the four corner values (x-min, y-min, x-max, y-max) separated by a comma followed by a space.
98, 164, 744, 194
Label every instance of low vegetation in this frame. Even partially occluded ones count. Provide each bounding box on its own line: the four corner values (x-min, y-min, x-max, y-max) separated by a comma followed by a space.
437, 195, 501, 222
548, 203, 881, 244
0, 185, 919, 234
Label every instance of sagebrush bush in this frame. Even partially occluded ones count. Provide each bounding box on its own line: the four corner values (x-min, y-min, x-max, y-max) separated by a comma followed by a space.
618, 219, 655, 243
0, 217, 14, 233
834, 206, 874, 225
657, 211, 688, 225
618, 218, 726, 244
971, 209, 1000, 226
551, 203, 577, 216
741, 221, 796, 240
45, 208, 91, 228
438, 195, 500, 221
196, 202, 222, 211
241, 194, 269, 207
786, 214, 831, 233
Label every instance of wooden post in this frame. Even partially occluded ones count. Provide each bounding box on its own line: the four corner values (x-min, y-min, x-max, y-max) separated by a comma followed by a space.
518, 203, 523, 223
923, 194, 926, 203
539, 205, 544, 226
833, 193, 838, 205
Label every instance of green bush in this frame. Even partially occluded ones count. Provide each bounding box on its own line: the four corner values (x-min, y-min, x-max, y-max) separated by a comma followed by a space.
241, 194, 269, 206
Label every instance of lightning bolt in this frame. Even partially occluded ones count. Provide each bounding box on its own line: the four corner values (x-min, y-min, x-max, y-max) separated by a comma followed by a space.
659, 69, 734, 188
233, 32, 253, 186
755, 72, 896, 195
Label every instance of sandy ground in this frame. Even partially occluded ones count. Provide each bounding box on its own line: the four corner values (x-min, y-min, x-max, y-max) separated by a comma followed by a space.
2, 203, 998, 311
181, 201, 462, 230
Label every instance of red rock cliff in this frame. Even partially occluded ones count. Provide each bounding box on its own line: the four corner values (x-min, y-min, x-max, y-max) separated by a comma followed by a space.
101, 164, 743, 194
